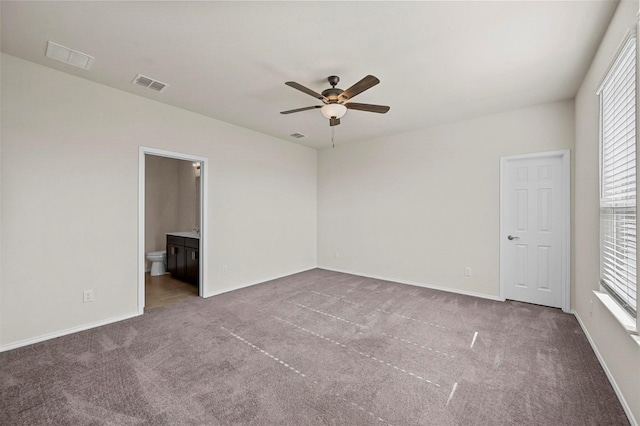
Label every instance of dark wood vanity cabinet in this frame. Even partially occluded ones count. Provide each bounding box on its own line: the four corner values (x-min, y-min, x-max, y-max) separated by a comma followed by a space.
167, 239, 184, 277
185, 245, 199, 285
167, 235, 199, 285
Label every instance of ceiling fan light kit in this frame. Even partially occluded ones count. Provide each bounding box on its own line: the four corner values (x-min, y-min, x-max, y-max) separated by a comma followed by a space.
281, 75, 390, 127
320, 103, 347, 119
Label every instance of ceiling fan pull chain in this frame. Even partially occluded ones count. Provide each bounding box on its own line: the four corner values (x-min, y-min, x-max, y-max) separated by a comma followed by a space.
331, 126, 335, 148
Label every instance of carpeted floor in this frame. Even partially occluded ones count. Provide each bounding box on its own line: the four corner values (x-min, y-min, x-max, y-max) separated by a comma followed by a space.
0, 269, 629, 425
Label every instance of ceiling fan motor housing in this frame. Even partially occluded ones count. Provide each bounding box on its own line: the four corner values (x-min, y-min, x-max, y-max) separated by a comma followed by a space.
323, 75, 343, 103
322, 87, 343, 103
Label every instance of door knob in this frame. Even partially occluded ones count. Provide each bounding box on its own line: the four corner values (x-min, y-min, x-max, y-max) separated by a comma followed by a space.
508, 235, 520, 240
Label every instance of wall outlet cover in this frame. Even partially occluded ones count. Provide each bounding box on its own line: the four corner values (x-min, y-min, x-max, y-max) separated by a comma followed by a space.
83, 289, 94, 303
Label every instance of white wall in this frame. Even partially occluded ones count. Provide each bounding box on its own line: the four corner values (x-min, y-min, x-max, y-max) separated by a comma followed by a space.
0, 54, 317, 347
574, 0, 640, 422
318, 100, 574, 299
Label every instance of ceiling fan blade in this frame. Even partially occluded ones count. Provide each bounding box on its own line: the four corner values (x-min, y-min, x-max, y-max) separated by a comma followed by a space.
280, 105, 322, 114
345, 102, 390, 113
330, 117, 341, 126
285, 81, 328, 102
338, 75, 380, 102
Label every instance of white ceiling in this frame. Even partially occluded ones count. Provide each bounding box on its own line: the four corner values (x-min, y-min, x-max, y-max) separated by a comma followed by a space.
1, 1, 618, 149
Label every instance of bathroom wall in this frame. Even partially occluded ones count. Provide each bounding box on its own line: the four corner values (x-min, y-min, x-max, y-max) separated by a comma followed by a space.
176, 159, 199, 232
144, 155, 199, 271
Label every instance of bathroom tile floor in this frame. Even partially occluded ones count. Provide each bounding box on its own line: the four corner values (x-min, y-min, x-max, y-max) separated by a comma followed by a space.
145, 272, 198, 311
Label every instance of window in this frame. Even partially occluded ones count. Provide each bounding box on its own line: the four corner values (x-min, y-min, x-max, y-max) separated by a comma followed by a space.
599, 36, 637, 317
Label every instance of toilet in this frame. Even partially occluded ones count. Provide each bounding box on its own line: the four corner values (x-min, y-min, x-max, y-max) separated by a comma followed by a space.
146, 250, 167, 276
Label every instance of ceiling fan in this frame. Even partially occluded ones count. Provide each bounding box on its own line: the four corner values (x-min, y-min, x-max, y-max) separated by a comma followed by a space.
280, 75, 390, 126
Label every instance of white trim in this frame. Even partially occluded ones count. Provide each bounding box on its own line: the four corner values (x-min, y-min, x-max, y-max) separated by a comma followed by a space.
138, 149, 145, 313
138, 146, 209, 314
573, 310, 638, 426
202, 266, 316, 298
593, 290, 638, 336
597, 29, 637, 95
596, 28, 639, 325
637, 19, 640, 334
0, 311, 140, 353
499, 149, 571, 313
317, 266, 503, 302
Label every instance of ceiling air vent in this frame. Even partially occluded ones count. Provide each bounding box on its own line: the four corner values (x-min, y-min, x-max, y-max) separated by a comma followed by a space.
132, 74, 168, 92
290, 133, 306, 139
45, 41, 94, 70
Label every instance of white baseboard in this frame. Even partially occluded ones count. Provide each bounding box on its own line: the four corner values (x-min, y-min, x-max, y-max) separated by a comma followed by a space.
317, 266, 502, 302
1, 267, 316, 353
0, 311, 141, 353
202, 266, 317, 298
573, 310, 637, 426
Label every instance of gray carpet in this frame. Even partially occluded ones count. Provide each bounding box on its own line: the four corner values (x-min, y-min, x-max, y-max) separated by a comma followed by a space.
0, 269, 629, 425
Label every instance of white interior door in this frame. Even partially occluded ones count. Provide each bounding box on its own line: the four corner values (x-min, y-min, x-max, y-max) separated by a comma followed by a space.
501, 151, 569, 310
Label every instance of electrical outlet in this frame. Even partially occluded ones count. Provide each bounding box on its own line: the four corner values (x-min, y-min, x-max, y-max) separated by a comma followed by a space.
464, 267, 472, 277
83, 289, 94, 303
222, 265, 228, 274
335, 251, 340, 259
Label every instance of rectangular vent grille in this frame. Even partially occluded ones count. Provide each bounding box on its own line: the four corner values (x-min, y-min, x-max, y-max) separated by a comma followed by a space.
45, 41, 94, 70
132, 74, 168, 92
290, 133, 306, 139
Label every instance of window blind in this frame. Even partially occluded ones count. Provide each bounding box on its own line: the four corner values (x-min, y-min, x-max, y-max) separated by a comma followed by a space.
599, 36, 637, 316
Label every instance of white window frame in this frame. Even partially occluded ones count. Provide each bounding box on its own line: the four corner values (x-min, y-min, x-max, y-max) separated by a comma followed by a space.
597, 31, 639, 334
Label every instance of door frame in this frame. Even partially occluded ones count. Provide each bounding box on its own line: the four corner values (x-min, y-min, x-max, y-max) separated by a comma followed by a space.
499, 149, 571, 312
138, 146, 209, 314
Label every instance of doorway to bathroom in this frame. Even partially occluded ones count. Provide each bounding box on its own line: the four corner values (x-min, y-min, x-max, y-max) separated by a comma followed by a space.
138, 147, 208, 314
